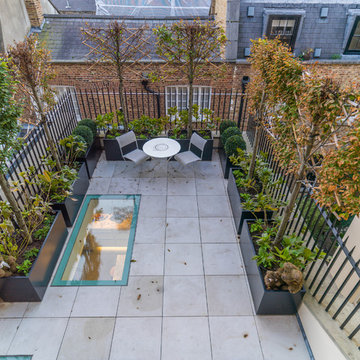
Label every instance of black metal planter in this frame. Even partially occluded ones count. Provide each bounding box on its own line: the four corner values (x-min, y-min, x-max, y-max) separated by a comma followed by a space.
0, 211, 68, 302
240, 220, 305, 315
77, 137, 102, 178
52, 162, 89, 227
227, 169, 273, 233
219, 148, 241, 179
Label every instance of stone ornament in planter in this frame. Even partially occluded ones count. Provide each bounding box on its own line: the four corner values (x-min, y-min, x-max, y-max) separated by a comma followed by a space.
240, 220, 305, 315
0, 212, 68, 302
227, 169, 273, 233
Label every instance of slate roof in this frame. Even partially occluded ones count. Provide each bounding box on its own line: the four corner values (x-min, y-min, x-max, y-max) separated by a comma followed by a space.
40, 15, 212, 62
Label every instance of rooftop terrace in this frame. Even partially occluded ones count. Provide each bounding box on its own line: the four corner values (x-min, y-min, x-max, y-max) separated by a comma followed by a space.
0, 152, 309, 360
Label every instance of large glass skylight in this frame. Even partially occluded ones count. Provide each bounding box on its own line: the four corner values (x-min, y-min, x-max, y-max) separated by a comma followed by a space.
96, 0, 211, 17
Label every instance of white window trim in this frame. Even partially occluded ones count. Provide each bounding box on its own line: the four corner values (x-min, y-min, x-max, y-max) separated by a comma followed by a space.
165, 85, 212, 115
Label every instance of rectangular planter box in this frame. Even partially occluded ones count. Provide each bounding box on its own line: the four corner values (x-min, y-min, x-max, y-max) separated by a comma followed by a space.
240, 220, 305, 314
227, 169, 273, 233
219, 148, 241, 179
77, 137, 102, 178
52, 162, 89, 227
0, 211, 68, 302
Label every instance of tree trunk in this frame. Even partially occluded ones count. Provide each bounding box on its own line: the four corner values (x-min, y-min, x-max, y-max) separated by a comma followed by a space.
273, 130, 317, 248
188, 80, 194, 138
42, 118, 62, 171
32, 87, 62, 171
118, 79, 128, 132
0, 172, 31, 243
248, 125, 260, 180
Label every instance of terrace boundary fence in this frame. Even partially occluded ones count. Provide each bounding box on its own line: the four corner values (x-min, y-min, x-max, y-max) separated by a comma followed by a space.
1, 90, 78, 208
76, 85, 249, 131
246, 121, 360, 354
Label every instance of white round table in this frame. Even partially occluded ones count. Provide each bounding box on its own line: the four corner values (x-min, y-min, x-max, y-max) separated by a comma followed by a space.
142, 138, 181, 159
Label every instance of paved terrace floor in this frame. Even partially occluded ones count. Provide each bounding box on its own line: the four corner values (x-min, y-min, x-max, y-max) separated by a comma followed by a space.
0, 151, 310, 360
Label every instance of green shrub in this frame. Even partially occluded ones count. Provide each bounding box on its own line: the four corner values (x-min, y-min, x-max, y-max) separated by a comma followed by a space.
224, 134, 246, 156
78, 119, 97, 137
219, 120, 237, 134
221, 126, 241, 146
73, 125, 93, 147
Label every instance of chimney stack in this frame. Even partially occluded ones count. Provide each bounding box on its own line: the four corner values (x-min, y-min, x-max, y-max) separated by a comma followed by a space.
24, 0, 44, 28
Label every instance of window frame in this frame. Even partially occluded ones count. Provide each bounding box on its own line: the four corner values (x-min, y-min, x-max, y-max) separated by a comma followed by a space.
266, 14, 301, 51
165, 86, 212, 114
344, 16, 360, 55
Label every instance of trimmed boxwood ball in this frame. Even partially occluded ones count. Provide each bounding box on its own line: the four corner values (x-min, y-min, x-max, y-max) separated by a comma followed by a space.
78, 119, 97, 137
221, 126, 242, 146
220, 120, 237, 134
73, 125, 93, 147
225, 134, 246, 157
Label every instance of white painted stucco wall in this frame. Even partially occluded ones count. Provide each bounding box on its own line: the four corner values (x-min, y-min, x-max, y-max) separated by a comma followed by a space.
0, 0, 31, 51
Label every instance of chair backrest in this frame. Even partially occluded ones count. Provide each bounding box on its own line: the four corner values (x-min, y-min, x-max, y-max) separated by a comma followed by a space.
189, 132, 207, 160
116, 131, 138, 157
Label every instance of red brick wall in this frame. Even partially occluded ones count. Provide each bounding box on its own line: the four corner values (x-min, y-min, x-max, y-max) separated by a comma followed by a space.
24, 0, 44, 28
50, 61, 360, 91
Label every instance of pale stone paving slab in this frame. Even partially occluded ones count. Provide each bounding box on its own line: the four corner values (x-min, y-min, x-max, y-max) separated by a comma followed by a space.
209, 316, 264, 360
163, 276, 207, 316
0, 319, 22, 354
200, 217, 237, 243
24, 287, 77, 318
71, 286, 120, 317
109, 317, 162, 360
130, 244, 164, 276
7, 318, 68, 360
167, 195, 198, 217
167, 177, 196, 195
165, 244, 204, 275
162, 317, 212, 360
117, 276, 163, 317
57, 318, 114, 360
135, 217, 166, 244
165, 217, 201, 243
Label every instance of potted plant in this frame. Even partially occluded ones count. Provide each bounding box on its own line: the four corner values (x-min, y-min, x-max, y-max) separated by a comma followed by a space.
72, 119, 102, 178
227, 150, 285, 233
0, 195, 68, 302
167, 106, 215, 160
240, 219, 321, 314
218, 125, 246, 178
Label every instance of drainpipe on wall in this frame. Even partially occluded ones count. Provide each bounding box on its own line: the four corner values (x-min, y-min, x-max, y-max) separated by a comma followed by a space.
141, 79, 161, 119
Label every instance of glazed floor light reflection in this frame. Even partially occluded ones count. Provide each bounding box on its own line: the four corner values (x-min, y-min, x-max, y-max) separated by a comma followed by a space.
52, 195, 140, 286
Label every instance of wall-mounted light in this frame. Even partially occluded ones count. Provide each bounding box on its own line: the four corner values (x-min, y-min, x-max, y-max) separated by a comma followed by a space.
247, 7, 255, 17
320, 8, 328, 18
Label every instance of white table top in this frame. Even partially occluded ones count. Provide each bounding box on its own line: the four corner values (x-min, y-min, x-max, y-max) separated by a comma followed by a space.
142, 138, 181, 158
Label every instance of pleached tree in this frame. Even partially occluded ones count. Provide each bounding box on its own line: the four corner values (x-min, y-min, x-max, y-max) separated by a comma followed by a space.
153, 19, 227, 137
7, 34, 61, 170
82, 21, 150, 131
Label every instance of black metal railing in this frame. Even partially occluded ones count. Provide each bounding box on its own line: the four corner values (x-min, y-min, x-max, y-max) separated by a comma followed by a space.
1, 90, 79, 208
246, 119, 360, 349
75, 85, 248, 131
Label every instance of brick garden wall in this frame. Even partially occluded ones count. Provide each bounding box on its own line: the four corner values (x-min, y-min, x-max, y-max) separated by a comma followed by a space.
50, 61, 360, 90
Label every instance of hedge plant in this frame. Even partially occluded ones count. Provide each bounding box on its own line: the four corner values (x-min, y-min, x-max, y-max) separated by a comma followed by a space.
221, 126, 241, 146
219, 120, 237, 134
78, 119, 97, 137
224, 134, 246, 157
73, 125, 93, 147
